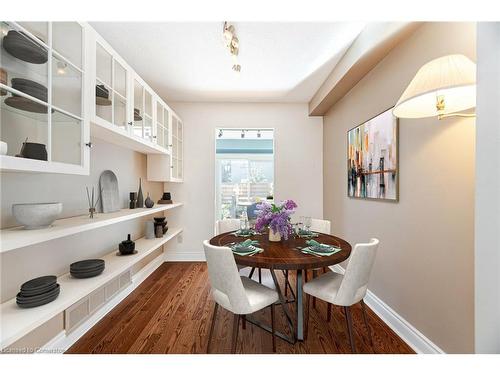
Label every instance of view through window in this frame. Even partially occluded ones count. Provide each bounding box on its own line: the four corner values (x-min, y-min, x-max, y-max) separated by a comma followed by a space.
215, 129, 274, 220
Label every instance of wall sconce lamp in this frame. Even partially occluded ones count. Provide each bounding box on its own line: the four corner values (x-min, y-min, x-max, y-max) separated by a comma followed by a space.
393, 54, 476, 120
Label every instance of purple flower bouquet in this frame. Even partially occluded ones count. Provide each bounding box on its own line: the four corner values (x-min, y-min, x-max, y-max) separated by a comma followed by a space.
254, 200, 297, 241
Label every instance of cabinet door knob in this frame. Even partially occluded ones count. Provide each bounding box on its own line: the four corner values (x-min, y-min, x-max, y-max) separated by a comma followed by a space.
127, 122, 133, 126
85, 142, 93, 148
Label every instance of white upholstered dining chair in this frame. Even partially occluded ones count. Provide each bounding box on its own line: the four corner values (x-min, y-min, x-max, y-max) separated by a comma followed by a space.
310, 218, 331, 234
303, 238, 379, 353
215, 219, 241, 235
203, 240, 278, 353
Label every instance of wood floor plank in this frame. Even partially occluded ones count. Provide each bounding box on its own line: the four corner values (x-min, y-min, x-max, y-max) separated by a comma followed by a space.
67, 262, 415, 354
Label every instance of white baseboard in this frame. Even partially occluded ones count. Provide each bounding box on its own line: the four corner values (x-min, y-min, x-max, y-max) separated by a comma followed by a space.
330, 265, 444, 354
39, 254, 164, 354
164, 250, 205, 262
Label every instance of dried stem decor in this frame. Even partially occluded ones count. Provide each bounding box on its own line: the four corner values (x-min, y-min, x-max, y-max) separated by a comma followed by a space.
86, 186, 102, 218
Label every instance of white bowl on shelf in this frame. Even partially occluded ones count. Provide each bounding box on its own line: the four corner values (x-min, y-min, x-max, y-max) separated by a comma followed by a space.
12, 203, 63, 229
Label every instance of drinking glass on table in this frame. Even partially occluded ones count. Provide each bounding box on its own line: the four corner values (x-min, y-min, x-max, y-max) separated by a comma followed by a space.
304, 217, 312, 232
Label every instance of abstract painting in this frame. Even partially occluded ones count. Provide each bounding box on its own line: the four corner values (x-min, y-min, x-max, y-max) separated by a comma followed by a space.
347, 108, 398, 201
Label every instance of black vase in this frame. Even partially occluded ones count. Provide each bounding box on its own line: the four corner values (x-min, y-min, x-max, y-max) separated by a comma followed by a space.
145, 193, 154, 208
137, 178, 144, 208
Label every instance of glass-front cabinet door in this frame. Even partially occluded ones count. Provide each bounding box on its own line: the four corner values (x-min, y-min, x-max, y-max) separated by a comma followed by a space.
155, 100, 170, 150
0, 21, 88, 174
170, 114, 183, 181
95, 39, 129, 132
132, 76, 154, 143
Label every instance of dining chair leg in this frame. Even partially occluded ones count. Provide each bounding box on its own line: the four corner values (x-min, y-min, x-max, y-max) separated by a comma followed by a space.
343, 306, 356, 353
284, 270, 289, 296
206, 303, 219, 354
322, 267, 327, 273
360, 300, 374, 348
258, 268, 262, 283
242, 315, 246, 330
231, 314, 241, 354
304, 269, 308, 282
248, 267, 256, 279
327, 303, 332, 322
271, 304, 276, 352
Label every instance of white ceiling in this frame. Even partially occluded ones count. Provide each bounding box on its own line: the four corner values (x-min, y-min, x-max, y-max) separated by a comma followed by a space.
91, 22, 365, 103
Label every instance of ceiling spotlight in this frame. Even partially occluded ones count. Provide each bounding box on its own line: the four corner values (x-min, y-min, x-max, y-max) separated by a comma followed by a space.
218, 129, 223, 138
257, 130, 261, 138
56, 61, 67, 75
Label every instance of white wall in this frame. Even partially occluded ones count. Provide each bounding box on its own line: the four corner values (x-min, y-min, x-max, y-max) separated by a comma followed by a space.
322, 22, 476, 353
163, 102, 323, 260
475, 22, 500, 354
1, 137, 164, 302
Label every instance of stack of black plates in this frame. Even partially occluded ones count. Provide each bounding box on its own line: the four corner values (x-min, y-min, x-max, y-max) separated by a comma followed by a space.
11, 78, 48, 102
5, 78, 49, 114
96, 85, 111, 106
134, 108, 142, 121
16, 276, 60, 308
2, 30, 48, 64
70, 259, 105, 279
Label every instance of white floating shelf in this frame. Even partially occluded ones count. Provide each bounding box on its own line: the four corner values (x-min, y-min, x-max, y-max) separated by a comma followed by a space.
0, 227, 183, 350
0, 203, 183, 253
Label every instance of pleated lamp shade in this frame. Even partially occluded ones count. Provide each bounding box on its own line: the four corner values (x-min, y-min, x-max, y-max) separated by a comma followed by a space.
393, 54, 476, 119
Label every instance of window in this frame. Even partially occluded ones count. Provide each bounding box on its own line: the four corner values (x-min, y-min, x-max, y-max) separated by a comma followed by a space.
215, 129, 274, 220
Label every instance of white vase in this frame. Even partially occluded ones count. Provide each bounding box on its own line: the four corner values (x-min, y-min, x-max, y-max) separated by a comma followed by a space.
268, 229, 281, 242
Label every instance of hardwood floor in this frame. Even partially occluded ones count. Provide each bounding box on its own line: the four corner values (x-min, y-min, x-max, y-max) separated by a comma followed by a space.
67, 262, 415, 354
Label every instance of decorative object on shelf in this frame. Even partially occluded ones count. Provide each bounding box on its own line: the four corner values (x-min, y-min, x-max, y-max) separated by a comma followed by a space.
95, 84, 111, 106
0, 68, 7, 96
86, 186, 102, 219
15, 138, 48, 160
12, 202, 62, 229
118, 234, 136, 255
347, 108, 398, 201
136, 178, 144, 208
393, 54, 476, 120
11, 78, 48, 102
153, 217, 168, 238
158, 192, 172, 204
255, 199, 297, 242
145, 221, 155, 239
2, 30, 48, 64
145, 193, 154, 208
0, 140, 7, 155
99, 170, 120, 213
16, 275, 60, 308
134, 108, 142, 121
129, 192, 137, 209
70, 259, 105, 279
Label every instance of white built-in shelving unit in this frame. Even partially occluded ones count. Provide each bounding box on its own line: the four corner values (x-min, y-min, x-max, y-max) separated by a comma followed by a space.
0, 228, 183, 350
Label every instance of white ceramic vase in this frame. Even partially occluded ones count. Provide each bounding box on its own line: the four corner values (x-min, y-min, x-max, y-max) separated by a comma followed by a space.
268, 229, 281, 242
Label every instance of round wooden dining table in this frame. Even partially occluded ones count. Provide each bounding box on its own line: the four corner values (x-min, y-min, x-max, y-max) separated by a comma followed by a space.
209, 231, 352, 342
